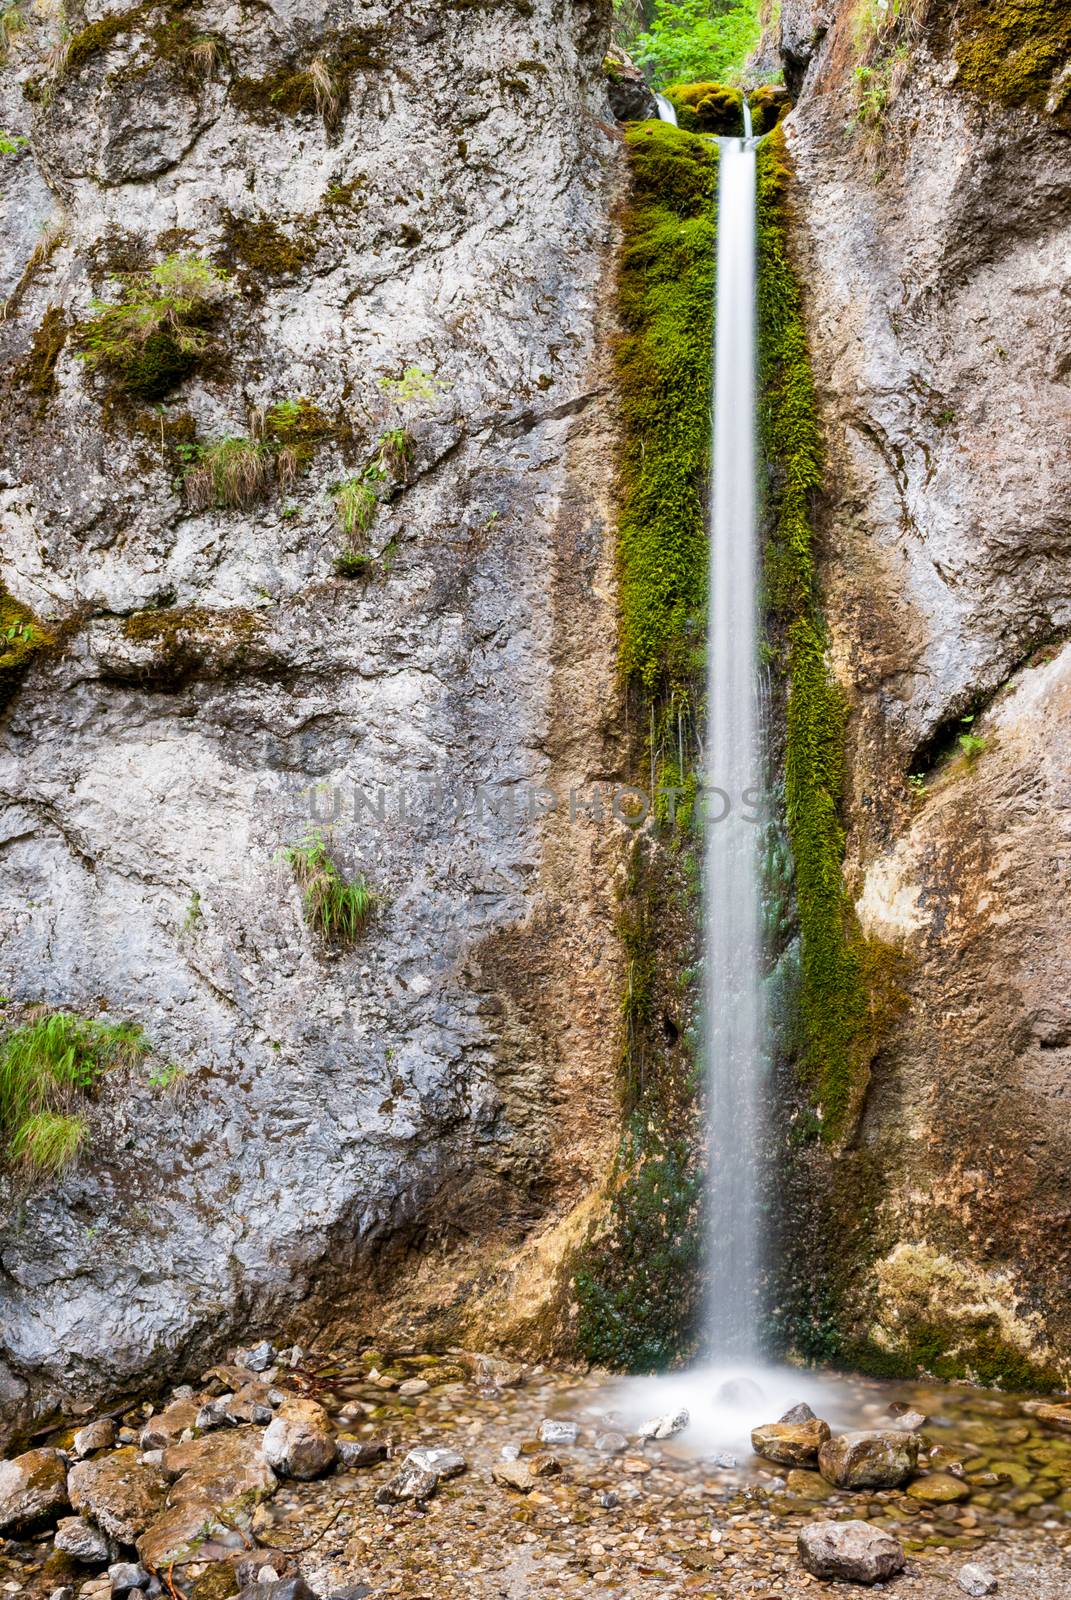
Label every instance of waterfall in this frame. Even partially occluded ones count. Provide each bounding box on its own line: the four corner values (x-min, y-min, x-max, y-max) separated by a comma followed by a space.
655, 93, 678, 126
704, 124, 762, 1359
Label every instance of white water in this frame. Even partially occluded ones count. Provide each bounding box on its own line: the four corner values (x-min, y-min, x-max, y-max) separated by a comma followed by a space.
704, 130, 763, 1360
655, 92, 678, 126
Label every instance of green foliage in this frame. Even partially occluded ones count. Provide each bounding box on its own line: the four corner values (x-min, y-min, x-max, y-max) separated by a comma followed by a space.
181, 435, 273, 510
615, 120, 716, 698
630, 0, 761, 88
229, 26, 381, 129
758, 127, 902, 1142
78, 254, 230, 400
0, 1012, 148, 1175
333, 473, 380, 539
377, 366, 446, 407
0, 584, 50, 709
958, 730, 987, 763
376, 425, 414, 480
147, 1061, 184, 1091
283, 831, 380, 944
0, 129, 27, 154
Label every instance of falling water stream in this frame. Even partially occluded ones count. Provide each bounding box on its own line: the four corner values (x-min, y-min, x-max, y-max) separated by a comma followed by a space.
704, 113, 762, 1360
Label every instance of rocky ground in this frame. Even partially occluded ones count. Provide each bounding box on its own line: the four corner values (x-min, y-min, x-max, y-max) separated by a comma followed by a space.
2, 1345, 1070, 1599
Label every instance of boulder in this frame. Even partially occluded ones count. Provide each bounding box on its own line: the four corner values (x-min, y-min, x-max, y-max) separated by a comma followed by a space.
0, 1447, 69, 1534
779, 1402, 816, 1424
68, 1449, 168, 1543
139, 1398, 202, 1451
752, 1417, 831, 1467
818, 1430, 918, 1490
958, 1564, 998, 1596
1034, 1403, 1071, 1434
797, 1520, 906, 1584
54, 1514, 114, 1563
262, 1398, 336, 1480
72, 1421, 116, 1457
637, 1408, 689, 1441
602, 44, 658, 124
161, 1427, 277, 1502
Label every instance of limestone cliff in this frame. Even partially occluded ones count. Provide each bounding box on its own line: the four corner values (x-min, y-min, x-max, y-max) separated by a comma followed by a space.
773, 0, 1071, 1384
0, 0, 626, 1440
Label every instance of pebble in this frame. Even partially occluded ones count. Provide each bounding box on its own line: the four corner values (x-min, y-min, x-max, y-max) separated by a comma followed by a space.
537, 1420, 578, 1446
958, 1563, 998, 1595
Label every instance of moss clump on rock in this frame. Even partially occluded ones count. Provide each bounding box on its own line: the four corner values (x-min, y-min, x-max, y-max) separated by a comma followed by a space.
0, 584, 52, 709
78, 253, 230, 402
118, 605, 264, 687
758, 125, 904, 1144
665, 79, 745, 135
217, 213, 316, 291
12, 304, 68, 411
229, 26, 381, 129
951, 0, 1071, 113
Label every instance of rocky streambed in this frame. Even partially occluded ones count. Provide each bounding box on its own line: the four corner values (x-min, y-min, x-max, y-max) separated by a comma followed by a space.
2, 1345, 1070, 1600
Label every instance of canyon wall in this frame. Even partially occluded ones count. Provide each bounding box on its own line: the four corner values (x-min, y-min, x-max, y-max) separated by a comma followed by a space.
0, 0, 626, 1439
775, 0, 1071, 1385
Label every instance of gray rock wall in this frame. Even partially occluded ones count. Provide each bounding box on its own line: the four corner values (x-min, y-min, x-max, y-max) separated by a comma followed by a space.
0, 0, 624, 1437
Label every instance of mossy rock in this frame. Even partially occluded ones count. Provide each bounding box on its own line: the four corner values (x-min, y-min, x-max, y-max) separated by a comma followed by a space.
949, 0, 1071, 117
189, 1569, 239, 1600
10, 306, 69, 413
664, 80, 744, 135
0, 585, 53, 709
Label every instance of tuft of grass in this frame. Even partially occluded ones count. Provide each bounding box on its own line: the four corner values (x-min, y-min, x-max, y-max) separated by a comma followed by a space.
185, 32, 220, 77
333, 548, 374, 579
376, 425, 413, 480
283, 831, 380, 944
0, 1012, 148, 1175
78, 253, 230, 400
182, 435, 273, 510
306, 54, 341, 126
334, 472, 381, 538
0, 1, 25, 64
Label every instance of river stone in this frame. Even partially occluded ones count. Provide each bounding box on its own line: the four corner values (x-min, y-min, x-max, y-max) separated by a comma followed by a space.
907, 1471, 972, 1503
72, 1421, 116, 1457
637, 1408, 689, 1441
779, 1402, 816, 1424
337, 1437, 389, 1469
595, 1432, 628, 1455
68, 1449, 168, 1543
109, 1563, 151, 1594
0, 1446, 69, 1533
262, 1398, 336, 1480
797, 1520, 906, 1584
140, 1398, 202, 1451
752, 1418, 831, 1467
818, 1430, 919, 1490
237, 1579, 319, 1600
785, 1469, 834, 1500
1035, 1403, 1071, 1434
537, 1420, 578, 1446
54, 1514, 113, 1563
162, 1427, 277, 1503
233, 1341, 274, 1373
374, 1462, 438, 1505
492, 1460, 538, 1493
958, 1564, 998, 1596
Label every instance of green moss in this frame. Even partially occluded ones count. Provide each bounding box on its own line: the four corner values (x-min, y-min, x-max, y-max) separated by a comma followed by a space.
229, 26, 381, 126
218, 213, 315, 286
78, 254, 230, 402
841, 1326, 1065, 1393
119, 605, 263, 685
951, 0, 1071, 113
758, 126, 905, 1143
665, 79, 744, 134
0, 583, 52, 709
12, 304, 68, 412
265, 397, 330, 472
62, 5, 144, 77
616, 120, 716, 699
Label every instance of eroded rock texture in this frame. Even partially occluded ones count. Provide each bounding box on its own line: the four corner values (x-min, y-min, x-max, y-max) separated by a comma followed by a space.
779, 2, 1071, 1377
0, 0, 624, 1438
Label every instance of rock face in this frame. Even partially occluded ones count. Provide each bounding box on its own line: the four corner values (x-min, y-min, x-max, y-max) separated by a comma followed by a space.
818, 1430, 918, 1490
775, 0, 1071, 1383
0, 1446, 68, 1533
0, 0, 626, 1438
797, 1520, 905, 1584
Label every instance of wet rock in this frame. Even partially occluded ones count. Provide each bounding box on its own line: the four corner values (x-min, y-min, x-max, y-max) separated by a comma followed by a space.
752, 1418, 831, 1467
537, 1420, 577, 1446
234, 1342, 274, 1374
797, 1520, 906, 1584
637, 1408, 689, 1440
397, 1379, 429, 1397
161, 1427, 277, 1501
197, 1396, 239, 1432
0, 1446, 69, 1533
492, 1460, 538, 1493
818, 1430, 918, 1490
785, 1469, 834, 1500
779, 1402, 816, 1424
137, 1500, 243, 1568
54, 1514, 114, 1563
466, 1354, 525, 1390
72, 1421, 117, 1458
108, 1563, 150, 1594
336, 1438, 389, 1470
237, 1581, 318, 1600
374, 1462, 438, 1506
958, 1563, 998, 1596
709, 1450, 738, 1469
595, 1432, 628, 1455
603, 44, 658, 124
889, 1407, 926, 1432
404, 1446, 465, 1480
68, 1449, 168, 1543
1034, 1403, 1071, 1433
139, 1399, 202, 1451
262, 1398, 336, 1480
906, 1471, 971, 1503
49, 1588, 76, 1600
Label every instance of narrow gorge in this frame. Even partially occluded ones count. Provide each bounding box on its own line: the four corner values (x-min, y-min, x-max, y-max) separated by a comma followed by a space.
1, 0, 1070, 1596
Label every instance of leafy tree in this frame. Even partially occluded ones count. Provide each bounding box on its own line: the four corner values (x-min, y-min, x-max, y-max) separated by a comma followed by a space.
629, 0, 761, 87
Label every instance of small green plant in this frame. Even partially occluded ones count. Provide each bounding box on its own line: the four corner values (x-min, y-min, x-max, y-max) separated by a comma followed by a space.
282, 831, 380, 944
79, 254, 230, 400
376, 424, 413, 481
181, 889, 202, 933
334, 471, 380, 536
0, 1012, 148, 1175
0, 2, 25, 63
0, 130, 27, 155
147, 1061, 185, 1091
958, 730, 987, 764
181, 435, 273, 510
333, 548, 374, 579
377, 365, 447, 407
908, 772, 926, 794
